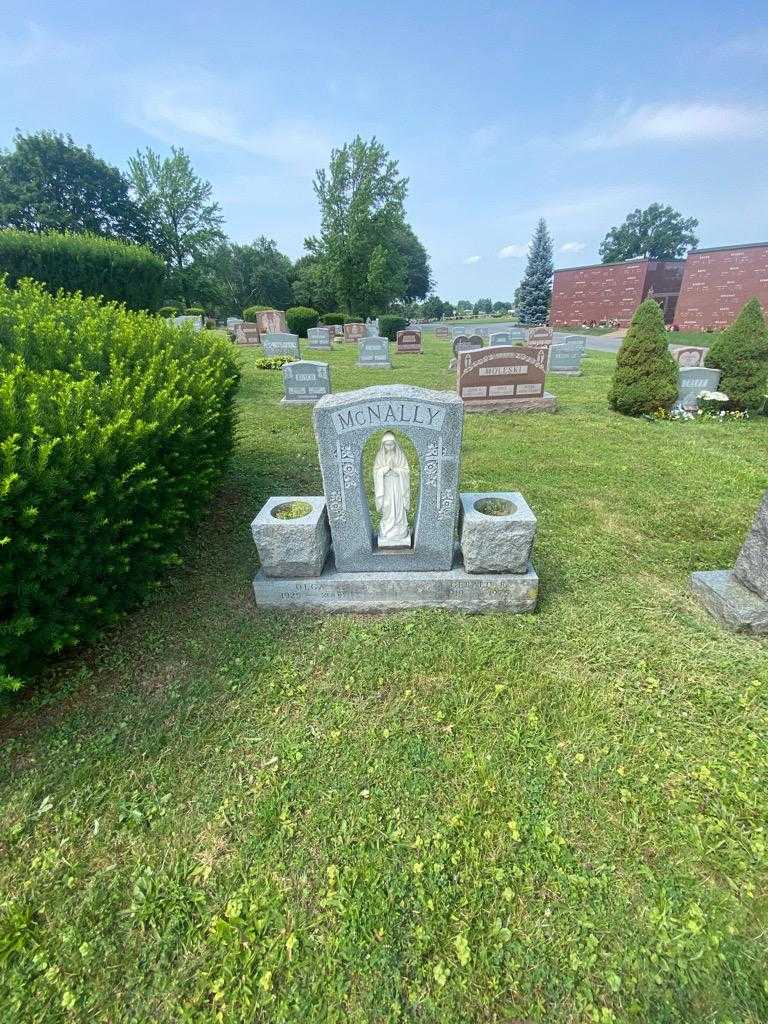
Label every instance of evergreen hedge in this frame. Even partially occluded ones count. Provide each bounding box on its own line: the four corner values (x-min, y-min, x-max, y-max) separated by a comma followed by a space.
608, 299, 678, 416
0, 229, 165, 311
242, 304, 271, 321
706, 298, 768, 411
286, 306, 319, 338
379, 315, 409, 342
0, 278, 240, 690
319, 312, 344, 326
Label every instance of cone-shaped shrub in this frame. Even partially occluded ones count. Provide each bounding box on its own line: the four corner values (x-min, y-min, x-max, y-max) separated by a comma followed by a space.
608, 299, 678, 416
705, 297, 768, 411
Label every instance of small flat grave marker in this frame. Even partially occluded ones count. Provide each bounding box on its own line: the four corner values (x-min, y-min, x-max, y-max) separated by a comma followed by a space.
396, 329, 422, 354
282, 361, 331, 405
457, 345, 557, 413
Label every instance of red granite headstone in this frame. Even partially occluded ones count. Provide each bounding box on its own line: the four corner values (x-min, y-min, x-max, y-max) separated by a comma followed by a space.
255, 309, 287, 335
456, 345, 556, 413
396, 329, 422, 353
343, 322, 366, 343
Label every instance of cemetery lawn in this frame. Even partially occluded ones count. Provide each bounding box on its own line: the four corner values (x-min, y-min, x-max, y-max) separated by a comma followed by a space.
3, 335, 768, 1024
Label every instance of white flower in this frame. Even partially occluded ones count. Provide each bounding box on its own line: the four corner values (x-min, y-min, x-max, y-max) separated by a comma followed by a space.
698, 390, 729, 402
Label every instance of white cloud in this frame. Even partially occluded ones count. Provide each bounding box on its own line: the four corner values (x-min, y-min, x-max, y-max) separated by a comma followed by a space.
0, 21, 82, 70
463, 255, 481, 264
469, 125, 502, 152
577, 102, 768, 149
124, 71, 331, 175
560, 241, 586, 253
498, 243, 528, 259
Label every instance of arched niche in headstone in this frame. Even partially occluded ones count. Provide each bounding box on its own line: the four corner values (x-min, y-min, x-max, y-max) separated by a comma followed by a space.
313, 385, 463, 572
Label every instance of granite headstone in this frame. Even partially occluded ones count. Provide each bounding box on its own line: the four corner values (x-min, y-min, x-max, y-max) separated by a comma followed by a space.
358, 335, 391, 367
396, 329, 423, 354
262, 332, 300, 358
307, 327, 332, 349
677, 367, 722, 411
549, 335, 586, 375
282, 360, 331, 405
343, 322, 366, 343
457, 345, 557, 413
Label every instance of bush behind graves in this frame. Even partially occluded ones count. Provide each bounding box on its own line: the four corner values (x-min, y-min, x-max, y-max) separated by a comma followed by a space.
0, 229, 165, 311
319, 312, 344, 326
158, 305, 179, 318
0, 278, 240, 690
242, 304, 271, 321
286, 306, 319, 338
379, 315, 409, 342
608, 299, 678, 416
705, 297, 768, 411
186, 306, 205, 316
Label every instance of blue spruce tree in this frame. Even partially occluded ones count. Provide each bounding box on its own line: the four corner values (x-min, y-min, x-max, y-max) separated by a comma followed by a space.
517, 219, 553, 326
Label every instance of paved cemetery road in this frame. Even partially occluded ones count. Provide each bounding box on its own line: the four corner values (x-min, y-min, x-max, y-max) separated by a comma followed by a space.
582, 335, 622, 353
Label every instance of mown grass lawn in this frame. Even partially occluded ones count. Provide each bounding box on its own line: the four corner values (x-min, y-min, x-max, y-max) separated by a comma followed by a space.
1, 335, 767, 1024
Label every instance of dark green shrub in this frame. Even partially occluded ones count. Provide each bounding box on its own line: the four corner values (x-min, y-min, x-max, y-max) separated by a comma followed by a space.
0, 229, 165, 311
286, 306, 319, 338
706, 298, 768, 411
608, 299, 678, 416
319, 313, 344, 326
158, 305, 179, 318
379, 315, 409, 342
344, 315, 365, 324
0, 278, 240, 691
242, 304, 271, 321
186, 306, 205, 316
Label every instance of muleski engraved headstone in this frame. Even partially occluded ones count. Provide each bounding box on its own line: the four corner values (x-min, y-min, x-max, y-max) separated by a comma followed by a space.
262, 333, 300, 358
281, 361, 331, 405
691, 490, 768, 634
358, 335, 391, 368
457, 345, 557, 413
307, 327, 332, 349
549, 335, 586, 375
396, 329, 422, 354
250, 384, 541, 613
677, 367, 722, 411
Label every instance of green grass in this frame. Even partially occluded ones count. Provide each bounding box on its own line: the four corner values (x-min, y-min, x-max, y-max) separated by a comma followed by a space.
2, 334, 768, 1023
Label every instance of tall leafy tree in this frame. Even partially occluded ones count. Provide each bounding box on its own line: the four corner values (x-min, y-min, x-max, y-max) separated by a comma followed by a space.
517, 219, 553, 325
292, 253, 337, 313
0, 130, 146, 240
307, 136, 417, 315
128, 147, 224, 304
393, 222, 432, 302
600, 203, 699, 263
202, 237, 294, 314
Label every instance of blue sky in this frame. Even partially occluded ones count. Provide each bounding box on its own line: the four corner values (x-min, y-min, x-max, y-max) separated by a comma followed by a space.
3, 0, 767, 301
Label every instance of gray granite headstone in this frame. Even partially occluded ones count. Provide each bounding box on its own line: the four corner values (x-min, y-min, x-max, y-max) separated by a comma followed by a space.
509, 327, 527, 341
262, 332, 300, 358
226, 317, 243, 330
734, 491, 768, 601
468, 334, 484, 349
307, 327, 332, 349
282, 360, 331, 404
313, 385, 463, 572
550, 335, 586, 374
358, 335, 391, 367
677, 367, 722, 411
171, 314, 203, 332
490, 331, 513, 347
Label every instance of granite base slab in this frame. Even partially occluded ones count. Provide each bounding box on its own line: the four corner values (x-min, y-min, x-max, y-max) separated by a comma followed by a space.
690, 569, 768, 634
357, 361, 392, 369
280, 397, 320, 406
463, 392, 558, 414
548, 370, 582, 376
253, 559, 539, 613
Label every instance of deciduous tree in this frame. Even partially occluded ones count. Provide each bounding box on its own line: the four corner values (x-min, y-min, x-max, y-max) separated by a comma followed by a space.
600, 203, 699, 263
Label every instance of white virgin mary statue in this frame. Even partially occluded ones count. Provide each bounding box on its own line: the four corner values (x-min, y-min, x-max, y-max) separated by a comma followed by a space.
373, 432, 411, 548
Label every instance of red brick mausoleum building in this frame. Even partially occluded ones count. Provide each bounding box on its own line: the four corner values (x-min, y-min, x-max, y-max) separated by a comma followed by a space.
550, 242, 768, 331
674, 243, 768, 330
550, 258, 685, 327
